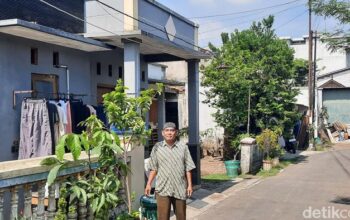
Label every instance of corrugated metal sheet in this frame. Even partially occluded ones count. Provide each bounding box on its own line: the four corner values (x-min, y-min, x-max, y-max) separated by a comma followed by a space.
323, 89, 350, 124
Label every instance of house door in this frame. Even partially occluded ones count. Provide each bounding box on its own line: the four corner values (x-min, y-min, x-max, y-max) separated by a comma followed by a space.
166, 101, 179, 129
323, 88, 350, 124
97, 84, 114, 104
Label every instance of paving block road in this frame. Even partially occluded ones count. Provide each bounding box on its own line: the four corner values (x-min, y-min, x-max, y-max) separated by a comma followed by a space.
194, 144, 350, 220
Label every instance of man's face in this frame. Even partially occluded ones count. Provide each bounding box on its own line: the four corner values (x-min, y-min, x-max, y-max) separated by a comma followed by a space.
162, 128, 177, 142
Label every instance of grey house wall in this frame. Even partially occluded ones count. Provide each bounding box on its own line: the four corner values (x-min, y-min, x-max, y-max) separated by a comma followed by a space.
85, 0, 124, 36
138, 0, 195, 49
0, 34, 93, 162
89, 50, 148, 105
0, 33, 151, 161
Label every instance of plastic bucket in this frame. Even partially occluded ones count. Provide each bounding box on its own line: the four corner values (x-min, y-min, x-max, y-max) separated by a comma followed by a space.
224, 160, 240, 178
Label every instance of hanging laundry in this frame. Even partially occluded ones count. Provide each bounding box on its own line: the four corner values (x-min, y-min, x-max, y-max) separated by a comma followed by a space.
47, 102, 60, 154
86, 104, 97, 115
19, 99, 52, 159
70, 100, 90, 134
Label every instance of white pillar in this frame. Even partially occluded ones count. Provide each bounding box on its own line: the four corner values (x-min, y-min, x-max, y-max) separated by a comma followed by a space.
187, 60, 200, 185
123, 40, 144, 208
123, 40, 141, 96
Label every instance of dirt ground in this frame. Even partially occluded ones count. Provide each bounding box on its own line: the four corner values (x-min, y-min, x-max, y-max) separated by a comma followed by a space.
200, 156, 226, 176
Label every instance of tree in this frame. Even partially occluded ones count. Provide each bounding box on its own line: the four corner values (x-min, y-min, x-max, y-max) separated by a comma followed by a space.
202, 16, 300, 143
312, 0, 350, 50
293, 58, 309, 86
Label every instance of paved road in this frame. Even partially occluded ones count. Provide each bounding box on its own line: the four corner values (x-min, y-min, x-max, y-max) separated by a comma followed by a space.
196, 146, 350, 220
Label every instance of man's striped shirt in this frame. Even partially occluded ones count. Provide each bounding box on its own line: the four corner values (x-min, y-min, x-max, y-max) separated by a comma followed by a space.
148, 141, 196, 200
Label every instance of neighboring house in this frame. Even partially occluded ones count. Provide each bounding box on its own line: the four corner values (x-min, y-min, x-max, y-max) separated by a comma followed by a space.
0, 0, 208, 204
282, 35, 350, 75
317, 68, 350, 124
149, 60, 224, 158
147, 63, 187, 156
284, 35, 350, 125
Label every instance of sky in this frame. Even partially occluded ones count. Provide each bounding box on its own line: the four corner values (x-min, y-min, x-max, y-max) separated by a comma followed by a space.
157, 0, 340, 48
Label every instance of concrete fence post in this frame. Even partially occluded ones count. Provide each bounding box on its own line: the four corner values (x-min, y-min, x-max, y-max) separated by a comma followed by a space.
240, 137, 257, 174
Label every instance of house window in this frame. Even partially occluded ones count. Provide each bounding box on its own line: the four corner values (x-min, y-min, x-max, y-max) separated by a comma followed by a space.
97, 62, 101, 75
31, 48, 38, 65
108, 65, 113, 77
141, 71, 146, 82
118, 66, 123, 79
31, 73, 58, 98
53, 52, 59, 66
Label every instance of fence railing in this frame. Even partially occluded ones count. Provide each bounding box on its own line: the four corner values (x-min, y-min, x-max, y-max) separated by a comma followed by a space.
0, 153, 103, 220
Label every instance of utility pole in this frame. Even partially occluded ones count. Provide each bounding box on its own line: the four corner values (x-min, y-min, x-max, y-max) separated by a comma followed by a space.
308, 0, 314, 149
313, 31, 318, 139
308, 0, 313, 117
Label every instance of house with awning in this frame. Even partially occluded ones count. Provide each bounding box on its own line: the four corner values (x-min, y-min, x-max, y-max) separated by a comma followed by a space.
0, 1, 210, 216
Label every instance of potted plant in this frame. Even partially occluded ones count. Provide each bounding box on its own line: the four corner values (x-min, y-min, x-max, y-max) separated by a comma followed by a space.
270, 127, 284, 166
271, 146, 284, 167
224, 134, 249, 178
256, 129, 278, 171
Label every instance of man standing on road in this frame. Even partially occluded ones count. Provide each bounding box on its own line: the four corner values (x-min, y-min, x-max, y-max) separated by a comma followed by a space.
145, 122, 196, 220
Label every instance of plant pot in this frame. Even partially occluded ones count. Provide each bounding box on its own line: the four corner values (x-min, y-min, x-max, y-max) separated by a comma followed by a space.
224, 160, 240, 178
272, 157, 279, 167
262, 160, 273, 171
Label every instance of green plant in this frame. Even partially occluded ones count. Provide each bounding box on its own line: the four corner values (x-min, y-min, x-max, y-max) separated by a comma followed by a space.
177, 127, 188, 138
312, 0, 350, 51
202, 16, 300, 137
54, 188, 68, 220
200, 128, 215, 138
41, 80, 162, 218
230, 133, 250, 160
256, 129, 279, 160
116, 210, 140, 220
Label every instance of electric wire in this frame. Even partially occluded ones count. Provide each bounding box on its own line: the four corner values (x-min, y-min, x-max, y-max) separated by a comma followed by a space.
198, 1, 305, 26
96, 1, 196, 44
37, 0, 209, 57
189, 0, 304, 19
94, 0, 202, 50
275, 10, 308, 30
199, 3, 306, 36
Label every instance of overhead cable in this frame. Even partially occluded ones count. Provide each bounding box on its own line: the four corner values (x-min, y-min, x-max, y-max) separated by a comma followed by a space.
189, 0, 304, 19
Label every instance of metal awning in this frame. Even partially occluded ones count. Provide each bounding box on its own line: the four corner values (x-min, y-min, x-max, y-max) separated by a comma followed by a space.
0, 19, 113, 52
86, 30, 212, 61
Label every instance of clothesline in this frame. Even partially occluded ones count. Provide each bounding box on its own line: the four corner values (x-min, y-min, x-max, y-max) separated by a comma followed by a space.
12, 90, 88, 108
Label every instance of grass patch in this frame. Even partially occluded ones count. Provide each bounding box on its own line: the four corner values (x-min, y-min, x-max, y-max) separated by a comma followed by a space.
201, 173, 232, 182
257, 158, 297, 178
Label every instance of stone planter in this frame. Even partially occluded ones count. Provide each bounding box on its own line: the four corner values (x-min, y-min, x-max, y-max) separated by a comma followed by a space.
262, 160, 273, 171
272, 157, 280, 167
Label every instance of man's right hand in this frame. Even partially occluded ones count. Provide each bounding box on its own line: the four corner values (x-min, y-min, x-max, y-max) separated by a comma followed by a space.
144, 184, 151, 196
